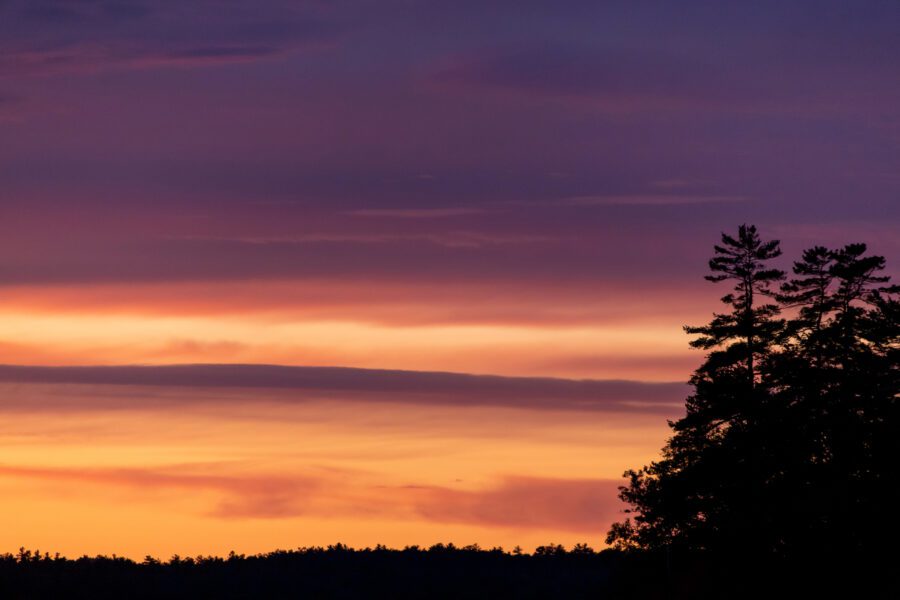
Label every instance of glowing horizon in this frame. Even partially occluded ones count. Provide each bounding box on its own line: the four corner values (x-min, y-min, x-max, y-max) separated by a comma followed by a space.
0, 370, 678, 557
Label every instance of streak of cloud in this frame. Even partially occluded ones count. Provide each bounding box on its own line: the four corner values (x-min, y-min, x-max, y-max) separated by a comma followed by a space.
344, 208, 491, 219
0, 463, 625, 530
0, 364, 687, 414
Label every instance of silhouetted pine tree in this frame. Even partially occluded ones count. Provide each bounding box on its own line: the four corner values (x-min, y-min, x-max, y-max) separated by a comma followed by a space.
772, 243, 900, 555
607, 225, 786, 553
686, 224, 785, 388
608, 226, 899, 563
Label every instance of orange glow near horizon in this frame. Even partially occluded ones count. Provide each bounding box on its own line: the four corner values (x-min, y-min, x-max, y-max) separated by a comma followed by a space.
0, 383, 673, 558
0, 278, 695, 556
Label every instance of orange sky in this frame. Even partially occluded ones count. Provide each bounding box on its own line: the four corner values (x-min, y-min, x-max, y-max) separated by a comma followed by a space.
0, 381, 675, 557
0, 273, 704, 557
0, 280, 708, 381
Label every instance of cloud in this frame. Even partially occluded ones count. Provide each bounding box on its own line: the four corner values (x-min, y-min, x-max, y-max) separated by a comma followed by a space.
531, 354, 702, 382
0, 0, 341, 78
0, 463, 320, 519
171, 231, 554, 249
345, 208, 490, 219
15, 0, 159, 23
0, 278, 713, 331
427, 34, 900, 116
0, 44, 290, 78
0, 462, 625, 530
0, 364, 687, 413
429, 42, 729, 110
410, 476, 624, 531
561, 194, 744, 207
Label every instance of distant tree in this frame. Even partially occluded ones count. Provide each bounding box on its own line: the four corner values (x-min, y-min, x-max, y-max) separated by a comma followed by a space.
569, 543, 595, 555
534, 544, 566, 556
608, 226, 899, 562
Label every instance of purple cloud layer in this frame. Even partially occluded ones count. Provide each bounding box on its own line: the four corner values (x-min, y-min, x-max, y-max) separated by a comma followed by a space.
0, 364, 686, 414
0, 0, 340, 77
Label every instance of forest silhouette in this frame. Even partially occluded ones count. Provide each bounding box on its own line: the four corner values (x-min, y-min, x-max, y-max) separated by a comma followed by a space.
2, 225, 896, 598
608, 225, 899, 566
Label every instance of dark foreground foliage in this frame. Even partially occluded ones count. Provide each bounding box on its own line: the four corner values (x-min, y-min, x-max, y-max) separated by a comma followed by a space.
0, 544, 891, 599
610, 225, 899, 565
0, 545, 626, 600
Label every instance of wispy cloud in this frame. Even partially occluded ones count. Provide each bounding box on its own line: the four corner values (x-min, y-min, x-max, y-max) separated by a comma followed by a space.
344, 207, 490, 219
410, 476, 623, 531
561, 194, 745, 206
172, 231, 553, 249
426, 30, 900, 119
0, 462, 625, 529
428, 42, 731, 112
0, 0, 341, 78
0, 43, 292, 78
0, 463, 322, 519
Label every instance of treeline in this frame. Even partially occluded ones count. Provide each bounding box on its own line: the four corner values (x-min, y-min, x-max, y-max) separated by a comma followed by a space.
0, 543, 874, 598
0, 544, 657, 600
4, 541, 601, 564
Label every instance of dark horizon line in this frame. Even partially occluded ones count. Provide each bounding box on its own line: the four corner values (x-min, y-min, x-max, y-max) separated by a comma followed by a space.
5, 541, 607, 562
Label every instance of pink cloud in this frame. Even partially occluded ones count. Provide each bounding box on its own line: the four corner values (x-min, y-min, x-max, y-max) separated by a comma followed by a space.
409, 476, 625, 532
0, 463, 321, 518
0, 463, 626, 532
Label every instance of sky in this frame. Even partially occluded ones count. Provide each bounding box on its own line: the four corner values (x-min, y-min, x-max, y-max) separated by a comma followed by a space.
0, 0, 898, 557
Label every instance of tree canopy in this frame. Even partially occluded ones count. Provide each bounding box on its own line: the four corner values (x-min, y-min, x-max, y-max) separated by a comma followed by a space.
607, 225, 899, 561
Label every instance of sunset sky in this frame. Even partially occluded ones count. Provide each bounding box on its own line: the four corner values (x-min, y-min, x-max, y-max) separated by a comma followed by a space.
1, 0, 898, 557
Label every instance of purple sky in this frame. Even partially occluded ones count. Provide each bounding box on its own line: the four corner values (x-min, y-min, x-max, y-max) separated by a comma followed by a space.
1, 0, 897, 291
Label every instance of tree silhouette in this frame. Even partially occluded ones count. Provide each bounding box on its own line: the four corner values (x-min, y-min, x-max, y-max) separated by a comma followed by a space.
773, 242, 900, 556
608, 226, 899, 563
685, 224, 785, 388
